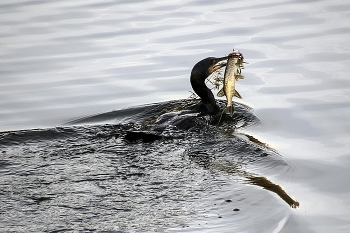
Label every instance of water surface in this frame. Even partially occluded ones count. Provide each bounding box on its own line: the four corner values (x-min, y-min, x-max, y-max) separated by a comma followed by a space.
1, 0, 350, 232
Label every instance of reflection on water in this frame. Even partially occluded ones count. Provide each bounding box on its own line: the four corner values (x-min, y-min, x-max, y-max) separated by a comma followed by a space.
188, 150, 299, 208
1, 100, 298, 232
1, 0, 350, 232
247, 177, 299, 208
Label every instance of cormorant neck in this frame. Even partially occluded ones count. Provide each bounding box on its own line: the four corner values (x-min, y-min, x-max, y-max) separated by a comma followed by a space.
191, 75, 217, 114
190, 56, 228, 114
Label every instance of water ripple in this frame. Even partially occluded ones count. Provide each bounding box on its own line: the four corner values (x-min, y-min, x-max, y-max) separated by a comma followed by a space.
1, 0, 350, 231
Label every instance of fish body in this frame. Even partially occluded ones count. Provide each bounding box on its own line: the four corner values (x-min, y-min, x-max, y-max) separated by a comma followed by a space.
219, 51, 244, 116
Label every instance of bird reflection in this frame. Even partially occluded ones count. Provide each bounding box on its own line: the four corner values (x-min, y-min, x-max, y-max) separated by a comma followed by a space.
188, 135, 299, 209
247, 176, 299, 208
238, 133, 299, 208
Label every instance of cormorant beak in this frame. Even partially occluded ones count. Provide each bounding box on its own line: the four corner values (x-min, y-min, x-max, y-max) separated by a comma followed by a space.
210, 56, 230, 74
211, 62, 226, 73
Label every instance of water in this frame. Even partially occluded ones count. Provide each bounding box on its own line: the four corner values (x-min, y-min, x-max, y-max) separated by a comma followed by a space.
1, 0, 350, 232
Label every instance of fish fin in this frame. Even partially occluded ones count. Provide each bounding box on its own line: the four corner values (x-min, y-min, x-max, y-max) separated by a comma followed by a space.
225, 105, 234, 116
234, 90, 242, 99
217, 88, 225, 97
235, 74, 244, 80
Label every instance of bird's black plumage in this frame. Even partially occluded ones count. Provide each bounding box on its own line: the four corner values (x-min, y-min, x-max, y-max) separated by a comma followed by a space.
190, 56, 228, 114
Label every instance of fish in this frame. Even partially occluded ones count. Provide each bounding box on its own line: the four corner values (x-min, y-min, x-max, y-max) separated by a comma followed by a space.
217, 50, 244, 116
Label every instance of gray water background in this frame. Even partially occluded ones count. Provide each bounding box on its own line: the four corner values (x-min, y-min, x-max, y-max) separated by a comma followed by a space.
1, 0, 350, 232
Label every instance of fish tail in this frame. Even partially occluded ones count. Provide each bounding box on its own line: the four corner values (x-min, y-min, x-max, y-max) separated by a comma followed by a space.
217, 105, 234, 127
225, 105, 234, 116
